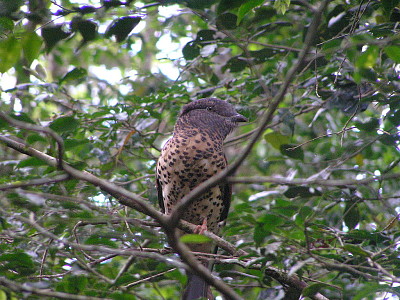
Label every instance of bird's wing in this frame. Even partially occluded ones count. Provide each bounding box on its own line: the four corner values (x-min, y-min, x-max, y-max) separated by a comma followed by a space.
156, 160, 165, 214
219, 155, 232, 222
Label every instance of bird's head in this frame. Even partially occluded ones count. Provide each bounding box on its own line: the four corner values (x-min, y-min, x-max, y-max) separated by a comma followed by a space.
178, 98, 247, 138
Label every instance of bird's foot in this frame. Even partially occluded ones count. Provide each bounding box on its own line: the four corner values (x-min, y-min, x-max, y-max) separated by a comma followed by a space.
194, 218, 208, 234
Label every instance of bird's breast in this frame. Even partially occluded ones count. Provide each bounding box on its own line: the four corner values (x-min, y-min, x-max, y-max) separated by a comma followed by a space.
157, 133, 227, 231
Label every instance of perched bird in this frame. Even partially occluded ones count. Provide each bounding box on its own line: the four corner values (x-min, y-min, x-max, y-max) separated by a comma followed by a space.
156, 98, 247, 300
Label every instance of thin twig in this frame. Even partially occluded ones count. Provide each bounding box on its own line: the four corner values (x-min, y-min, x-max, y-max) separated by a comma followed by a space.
0, 174, 70, 191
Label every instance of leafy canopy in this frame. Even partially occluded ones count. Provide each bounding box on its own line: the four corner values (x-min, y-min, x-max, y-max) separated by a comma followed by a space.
0, 0, 400, 299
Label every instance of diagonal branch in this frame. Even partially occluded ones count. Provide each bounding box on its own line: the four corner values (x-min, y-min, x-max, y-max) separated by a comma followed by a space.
0, 134, 165, 224
168, 0, 331, 229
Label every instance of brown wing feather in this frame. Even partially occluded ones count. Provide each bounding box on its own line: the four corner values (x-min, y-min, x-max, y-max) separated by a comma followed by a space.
219, 155, 232, 222
156, 160, 165, 214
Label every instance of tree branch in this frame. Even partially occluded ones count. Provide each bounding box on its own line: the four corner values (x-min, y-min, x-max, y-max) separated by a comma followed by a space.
0, 174, 70, 191
0, 134, 166, 225
0, 276, 112, 300
228, 172, 400, 187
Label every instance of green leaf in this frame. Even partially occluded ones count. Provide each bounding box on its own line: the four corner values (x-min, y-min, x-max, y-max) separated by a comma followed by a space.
17, 157, 46, 168
264, 132, 290, 150
345, 230, 390, 244
49, 116, 79, 133
0, 35, 22, 73
73, 18, 98, 43
10, 113, 36, 124
353, 283, 400, 300
217, 0, 243, 14
379, 134, 398, 146
280, 144, 304, 160
257, 213, 284, 230
250, 48, 282, 64
284, 186, 321, 198
321, 39, 341, 52
384, 45, 400, 62
105, 16, 141, 42
0, 252, 36, 276
182, 41, 200, 60
254, 223, 270, 246
343, 244, 370, 257
223, 56, 248, 72
0, 17, 14, 33
302, 283, 330, 297
114, 274, 136, 286
110, 293, 137, 300
273, 0, 291, 14
295, 206, 313, 226
0, 0, 23, 17
216, 13, 237, 30
62, 275, 88, 294
41, 25, 72, 52
185, 0, 217, 9
344, 202, 360, 230
387, 109, 400, 126
237, 0, 265, 24
84, 236, 118, 248
381, 0, 400, 14
180, 234, 211, 244
64, 138, 89, 150
196, 30, 217, 42
354, 118, 379, 132
22, 31, 42, 65
356, 45, 379, 69
59, 67, 87, 84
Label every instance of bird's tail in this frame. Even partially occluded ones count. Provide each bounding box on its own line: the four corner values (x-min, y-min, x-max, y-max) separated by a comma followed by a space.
182, 273, 214, 300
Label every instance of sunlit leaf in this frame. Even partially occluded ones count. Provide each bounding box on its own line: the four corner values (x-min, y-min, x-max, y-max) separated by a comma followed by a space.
384, 45, 400, 62
0, 35, 21, 73
237, 0, 264, 24
60, 67, 87, 84
264, 131, 290, 150
180, 234, 212, 244
22, 31, 42, 65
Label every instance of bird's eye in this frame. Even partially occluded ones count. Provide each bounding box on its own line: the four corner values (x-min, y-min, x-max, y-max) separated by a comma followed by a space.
206, 106, 213, 111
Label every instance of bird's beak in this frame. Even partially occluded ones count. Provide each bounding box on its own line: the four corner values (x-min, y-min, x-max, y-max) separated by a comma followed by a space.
231, 113, 248, 123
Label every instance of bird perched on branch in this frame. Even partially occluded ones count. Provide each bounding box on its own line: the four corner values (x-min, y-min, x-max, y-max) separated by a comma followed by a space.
156, 98, 247, 300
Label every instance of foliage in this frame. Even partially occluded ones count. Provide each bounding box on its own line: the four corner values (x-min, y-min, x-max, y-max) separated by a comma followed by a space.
0, 0, 400, 299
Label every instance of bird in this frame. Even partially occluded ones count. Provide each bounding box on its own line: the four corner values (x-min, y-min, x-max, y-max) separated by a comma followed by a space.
156, 97, 247, 300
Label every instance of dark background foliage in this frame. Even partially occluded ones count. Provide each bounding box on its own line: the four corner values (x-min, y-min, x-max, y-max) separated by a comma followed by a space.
0, 0, 400, 299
